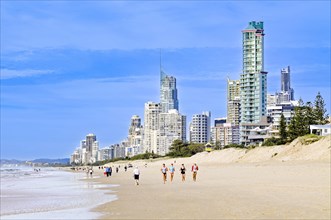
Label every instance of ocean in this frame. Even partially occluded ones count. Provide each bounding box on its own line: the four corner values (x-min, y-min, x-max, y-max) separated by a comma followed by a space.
0, 166, 117, 219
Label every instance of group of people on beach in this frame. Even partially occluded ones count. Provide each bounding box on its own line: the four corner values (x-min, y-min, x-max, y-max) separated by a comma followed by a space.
81, 162, 198, 185
161, 163, 199, 184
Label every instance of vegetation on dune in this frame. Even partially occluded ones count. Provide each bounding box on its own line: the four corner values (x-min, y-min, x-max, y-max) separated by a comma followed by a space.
263, 92, 329, 147
223, 143, 246, 149
299, 134, 323, 145
166, 140, 205, 157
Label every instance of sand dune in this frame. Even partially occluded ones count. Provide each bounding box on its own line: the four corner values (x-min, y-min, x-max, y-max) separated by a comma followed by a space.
190, 135, 331, 164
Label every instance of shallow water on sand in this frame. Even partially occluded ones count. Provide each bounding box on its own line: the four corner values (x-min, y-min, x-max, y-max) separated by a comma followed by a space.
0, 166, 117, 219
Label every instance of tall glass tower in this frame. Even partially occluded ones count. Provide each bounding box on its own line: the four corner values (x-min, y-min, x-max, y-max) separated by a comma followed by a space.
280, 66, 294, 101
160, 69, 179, 113
240, 21, 268, 123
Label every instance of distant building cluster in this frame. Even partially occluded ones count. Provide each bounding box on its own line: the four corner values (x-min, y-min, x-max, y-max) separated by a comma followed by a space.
70, 21, 302, 165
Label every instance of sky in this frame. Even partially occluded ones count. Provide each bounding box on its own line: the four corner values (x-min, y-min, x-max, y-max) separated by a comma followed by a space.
1, 1, 330, 160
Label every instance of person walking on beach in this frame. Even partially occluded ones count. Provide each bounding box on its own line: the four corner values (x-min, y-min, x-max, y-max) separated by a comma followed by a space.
180, 164, 186, 182
191, 163, 199, 182
105, 166, 112, 177
106, 167, 111, 177
133, 166, 140, 185
161, 164, 168, 184
169, 163, 175, 182
88, 167, 93, 178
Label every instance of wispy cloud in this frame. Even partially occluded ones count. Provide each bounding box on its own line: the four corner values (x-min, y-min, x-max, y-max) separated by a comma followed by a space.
0, 69, 54, 79
2, 1, 329, 52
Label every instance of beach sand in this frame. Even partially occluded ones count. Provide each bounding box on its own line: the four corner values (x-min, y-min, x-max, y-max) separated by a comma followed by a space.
91, 136, 330, 219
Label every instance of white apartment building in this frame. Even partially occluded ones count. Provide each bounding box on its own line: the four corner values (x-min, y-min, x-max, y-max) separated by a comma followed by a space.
158, 109, 186, 156
70, 148, 81, 164
143, 102, 161, 154
70, 133, 99, 165
211, 123, 240, 147
127, 115, 143, 157
267, 103, 295, 136
190, 111, 211, 144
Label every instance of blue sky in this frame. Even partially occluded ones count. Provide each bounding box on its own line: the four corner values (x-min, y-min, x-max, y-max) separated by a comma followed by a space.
1, 1, 330, 160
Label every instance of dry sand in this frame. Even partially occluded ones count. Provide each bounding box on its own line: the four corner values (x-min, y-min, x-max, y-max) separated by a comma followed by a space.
90, 136, 330, 219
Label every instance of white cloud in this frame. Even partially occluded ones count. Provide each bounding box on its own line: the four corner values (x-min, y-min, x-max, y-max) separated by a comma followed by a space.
0, 69, 55, 79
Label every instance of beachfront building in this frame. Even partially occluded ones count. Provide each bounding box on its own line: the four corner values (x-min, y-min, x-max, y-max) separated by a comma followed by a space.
240, 117, 272, 146
70, 133, 99, 165
110, 142, 126, 159
143, 102, 162, 154
211, 122, 240, 147
227, 78, 241, 126
190, 111, 211, 144
126, 115, 144, 157
240, 21, 270, 146
97, 147, 112, 161
310, 124, 331, 136
158, 109, 186, 155
267, 103, 295, 137
70, 148, 81, 164
160, 70, 179, 113
90, 141, 99, 163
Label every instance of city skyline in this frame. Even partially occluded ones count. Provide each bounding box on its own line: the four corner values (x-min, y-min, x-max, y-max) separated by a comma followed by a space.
1, 1, 330, 160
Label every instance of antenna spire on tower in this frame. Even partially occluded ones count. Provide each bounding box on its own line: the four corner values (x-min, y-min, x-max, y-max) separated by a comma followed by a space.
160, 48, 165, 81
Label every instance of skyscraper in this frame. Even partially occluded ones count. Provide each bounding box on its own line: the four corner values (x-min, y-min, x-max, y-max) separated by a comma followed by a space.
277, 66, 294, 103
85, 133, 96, 152
240, 21, 270, 146
281, 66, 291, 92
240, 21, 268, 124
160, 70, 179, 113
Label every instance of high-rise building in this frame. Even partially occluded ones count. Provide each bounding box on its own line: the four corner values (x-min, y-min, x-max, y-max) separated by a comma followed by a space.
276, 66, 294, 103
158, 109, 186, 155
240, 21, 268, 124
127, 115, 143, 156
190, 111, 211, 144
85, 133, 96, 152
227, 78, 241, 125
281, 66, 291, 93
240, 21, 270, 146
160, 70, 179, 113
143, 102, 161, 153
70, 133, 99, 164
